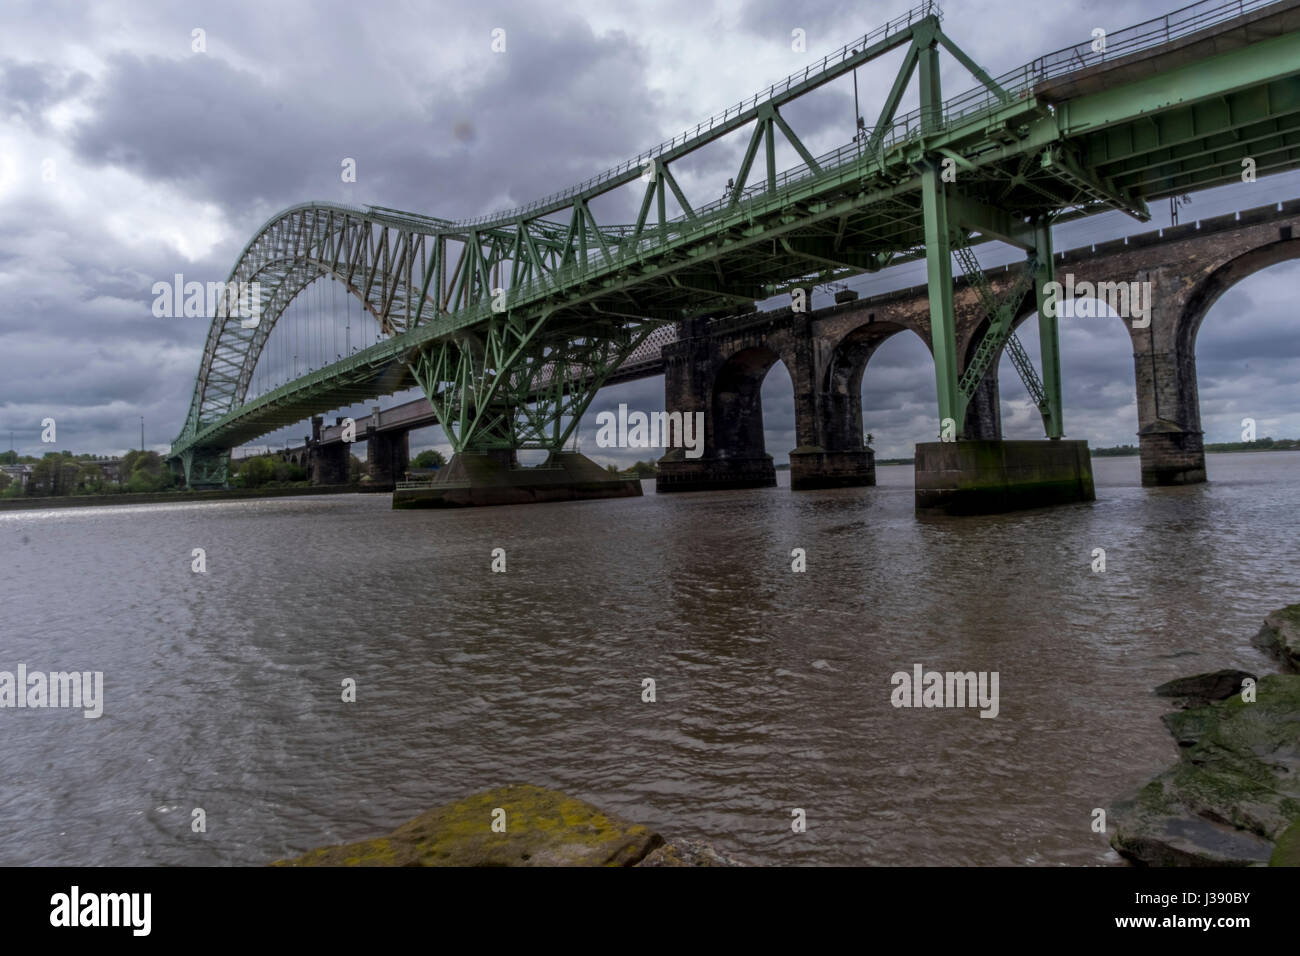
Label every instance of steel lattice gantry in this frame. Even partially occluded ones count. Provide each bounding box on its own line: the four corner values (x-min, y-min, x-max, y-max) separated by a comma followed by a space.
171, 0, 1300, 487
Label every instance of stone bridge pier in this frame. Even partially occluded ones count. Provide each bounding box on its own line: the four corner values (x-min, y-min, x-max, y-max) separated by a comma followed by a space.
308, 416, 350, 485
365, 419, 409, 487
654, 296, 1009, 494
1130, 266, 1207, 486
657, 309, 884, 492
656, 315, 780, 492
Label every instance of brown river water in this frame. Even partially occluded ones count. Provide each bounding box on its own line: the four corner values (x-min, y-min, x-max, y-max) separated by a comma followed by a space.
1, 451, 1297, 866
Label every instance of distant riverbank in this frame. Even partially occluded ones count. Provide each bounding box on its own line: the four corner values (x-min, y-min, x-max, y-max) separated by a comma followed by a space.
1094, 438, 1299, 457
0, 483, 386, 511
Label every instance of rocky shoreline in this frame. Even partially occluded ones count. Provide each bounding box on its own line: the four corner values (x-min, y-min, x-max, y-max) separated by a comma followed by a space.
1108, 603, 1300, 866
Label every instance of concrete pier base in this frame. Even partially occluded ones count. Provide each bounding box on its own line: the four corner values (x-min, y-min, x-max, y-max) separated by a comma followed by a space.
914, 439, 1095, 515
1138, 423, 1206, 486
655, 453, 776, 493
392, 451, 641, 509
367, 430, 409, 486
789, 447, 876, 490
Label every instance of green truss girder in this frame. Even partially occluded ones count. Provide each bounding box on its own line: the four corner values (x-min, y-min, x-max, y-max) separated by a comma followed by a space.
407, 314, 659, 452
952, 235, 1040, 404
179, 447, 230, 489
171, 0, 1300, 472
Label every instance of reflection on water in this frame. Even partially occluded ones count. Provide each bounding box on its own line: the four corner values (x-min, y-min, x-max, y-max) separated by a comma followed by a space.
1, 452, 1296, 865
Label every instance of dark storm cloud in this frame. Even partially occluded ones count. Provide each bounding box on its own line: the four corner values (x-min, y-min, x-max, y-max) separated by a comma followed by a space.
67, 7, 657, 220
72, 53, 307, 206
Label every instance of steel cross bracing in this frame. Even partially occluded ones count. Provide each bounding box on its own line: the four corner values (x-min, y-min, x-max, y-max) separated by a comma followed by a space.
171, 0, 1300, 482
951, 235, 1044, 412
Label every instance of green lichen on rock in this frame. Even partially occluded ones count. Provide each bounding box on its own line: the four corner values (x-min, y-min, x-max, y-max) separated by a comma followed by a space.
1254, 603, 1300, 673
1271, 818, 1300, 866
1110, 673, 1300, 866
273, 784, 664, 867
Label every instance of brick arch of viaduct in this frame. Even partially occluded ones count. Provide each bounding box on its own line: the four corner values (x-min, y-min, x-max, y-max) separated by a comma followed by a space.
660, 200, 1300, 489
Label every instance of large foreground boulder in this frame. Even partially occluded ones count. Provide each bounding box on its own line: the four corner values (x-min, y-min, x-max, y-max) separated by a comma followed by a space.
273, 784, 741, 867
1110, 673, 1300, 866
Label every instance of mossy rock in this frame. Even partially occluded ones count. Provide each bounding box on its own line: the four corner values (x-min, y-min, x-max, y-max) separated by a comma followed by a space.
1270, 819, 1300, 866
1110, 674, 1300, 866
1254, 604, 1300, 673
272, 784, 663, 867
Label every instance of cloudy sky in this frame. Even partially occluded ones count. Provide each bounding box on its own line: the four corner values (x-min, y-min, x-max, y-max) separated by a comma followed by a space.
1, 0, 1297, 467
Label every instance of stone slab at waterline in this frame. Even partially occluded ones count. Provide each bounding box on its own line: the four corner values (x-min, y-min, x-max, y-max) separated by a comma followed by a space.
1109, 671, 1300, 866
272, 784, 739, 867
393, 451, 640, 509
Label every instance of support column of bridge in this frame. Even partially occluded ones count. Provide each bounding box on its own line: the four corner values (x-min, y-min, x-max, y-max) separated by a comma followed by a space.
914, 170, 1094, 514
180, 447, 230, 489
366, 426, 409, 488
400, 319, 646, 508
656, 316, 777, 493
962, 372, 1002, 440
308, 416, 350, 485
788, 315, 876, 490
1132, 267, 1206, 486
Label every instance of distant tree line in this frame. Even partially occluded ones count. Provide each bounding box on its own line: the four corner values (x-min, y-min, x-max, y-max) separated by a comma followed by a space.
603, 459, 657, 477
410, 449, 447, 469
227, 452, 364, 487
1093, 437, 1297, 457
0, 447, 373, 498
0, 450, 178, 498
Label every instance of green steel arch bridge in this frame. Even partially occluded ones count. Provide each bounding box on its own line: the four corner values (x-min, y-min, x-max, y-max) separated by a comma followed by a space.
170, 0, 1300, 488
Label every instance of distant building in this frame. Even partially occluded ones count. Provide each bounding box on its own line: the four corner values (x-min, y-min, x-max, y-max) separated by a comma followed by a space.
1, 464, 32, 489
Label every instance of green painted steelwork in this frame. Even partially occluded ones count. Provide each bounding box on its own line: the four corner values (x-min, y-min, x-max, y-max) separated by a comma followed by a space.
171, 0, 1300, 485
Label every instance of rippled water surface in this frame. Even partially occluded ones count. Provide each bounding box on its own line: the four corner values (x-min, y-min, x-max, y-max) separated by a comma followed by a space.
2, 451, 1297, 866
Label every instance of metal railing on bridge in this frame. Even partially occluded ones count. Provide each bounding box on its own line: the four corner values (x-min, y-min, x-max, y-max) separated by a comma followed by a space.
454, 2, 942, 230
